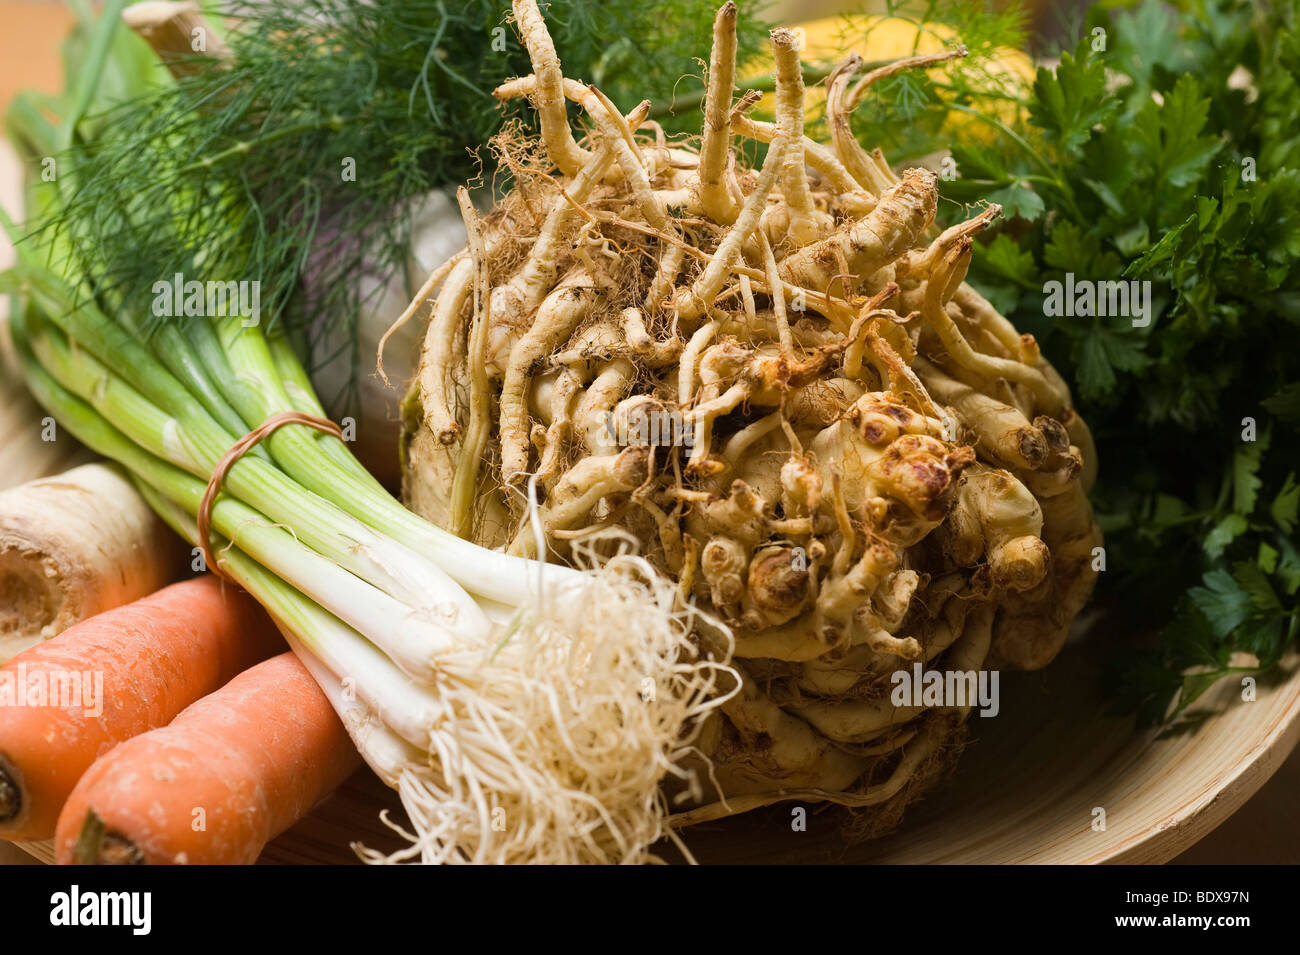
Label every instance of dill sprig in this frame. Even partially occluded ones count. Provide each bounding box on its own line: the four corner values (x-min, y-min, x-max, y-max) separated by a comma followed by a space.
30, 0, 771, 410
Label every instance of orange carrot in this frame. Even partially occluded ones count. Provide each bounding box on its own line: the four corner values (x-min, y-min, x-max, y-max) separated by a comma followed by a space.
0, 575, 283, 841
55, 651, 361, 864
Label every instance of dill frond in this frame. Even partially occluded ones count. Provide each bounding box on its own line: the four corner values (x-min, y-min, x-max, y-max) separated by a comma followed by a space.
38, 0, 772, 412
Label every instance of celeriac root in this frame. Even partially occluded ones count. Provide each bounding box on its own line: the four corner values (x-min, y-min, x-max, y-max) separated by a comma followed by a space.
401, 0, 1100, 842
697, 2, 742, 225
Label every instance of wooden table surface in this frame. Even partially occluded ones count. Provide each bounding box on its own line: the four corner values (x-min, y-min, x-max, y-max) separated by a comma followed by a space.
0, 0, 1296, 867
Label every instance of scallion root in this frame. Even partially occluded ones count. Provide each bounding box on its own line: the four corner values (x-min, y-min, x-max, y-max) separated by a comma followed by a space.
352, 537, 737, 864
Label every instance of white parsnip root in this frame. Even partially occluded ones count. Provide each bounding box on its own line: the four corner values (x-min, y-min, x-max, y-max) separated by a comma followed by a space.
400, 0, 1101, 840
0, 463, 183, 661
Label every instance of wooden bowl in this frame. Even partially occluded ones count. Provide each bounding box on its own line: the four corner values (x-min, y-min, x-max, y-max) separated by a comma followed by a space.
3, 345, 1299, 865
679, 636, 1300, 863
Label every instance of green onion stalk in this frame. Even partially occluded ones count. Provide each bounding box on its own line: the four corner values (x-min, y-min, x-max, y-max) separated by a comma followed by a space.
4, 219, 737, 863
1, 12, 734, 861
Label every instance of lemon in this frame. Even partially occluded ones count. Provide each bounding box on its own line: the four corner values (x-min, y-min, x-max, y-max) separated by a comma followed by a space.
745, 15, 1033, 134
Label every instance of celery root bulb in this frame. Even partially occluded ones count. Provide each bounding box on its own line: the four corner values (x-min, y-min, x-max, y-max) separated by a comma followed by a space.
400, 0, 1100, 837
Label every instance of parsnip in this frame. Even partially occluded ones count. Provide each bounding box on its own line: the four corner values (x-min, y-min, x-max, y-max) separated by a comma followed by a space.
0, 463, 183, 662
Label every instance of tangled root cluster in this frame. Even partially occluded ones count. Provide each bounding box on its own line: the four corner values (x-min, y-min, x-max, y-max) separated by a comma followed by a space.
353, 539, 737, 865
400, 0, 1101, 836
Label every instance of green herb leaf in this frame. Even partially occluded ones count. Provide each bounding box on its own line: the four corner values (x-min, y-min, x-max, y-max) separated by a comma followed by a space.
1152, 75, 1222, 188
977, 233, 1039, 288
1074, 324, 1151, 402
1189, 569, 1254, 641
1232, 432, 1269, 515
1271, 473, 1300, 533
1203, 513, 1247, 559
1232, 561, 1284, 617
1262, 383, 1300, 425
985, 181, 1045, 221
1028, 44, 1116, 154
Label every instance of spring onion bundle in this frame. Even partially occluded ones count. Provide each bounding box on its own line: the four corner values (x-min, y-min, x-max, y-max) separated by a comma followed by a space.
1, 3, 739, 862
4, 243, 738, 863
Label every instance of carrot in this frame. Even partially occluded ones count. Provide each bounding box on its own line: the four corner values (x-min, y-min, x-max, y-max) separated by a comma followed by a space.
0, 575, 282, 841
55, 652, 362, 865
0, 463, 186, 663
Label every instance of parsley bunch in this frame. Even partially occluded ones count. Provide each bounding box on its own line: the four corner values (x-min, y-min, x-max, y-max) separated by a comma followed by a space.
936, 0, 1299, 722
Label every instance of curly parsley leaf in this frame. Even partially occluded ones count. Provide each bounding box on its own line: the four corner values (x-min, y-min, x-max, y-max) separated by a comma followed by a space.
1272, 473, 1300, 533
1232, 430, 1269, 515
1262, 383, 1300, 425
1132, 75, 1222, 189
934, 0, 1300, 723
1029, 43, 1116, 154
